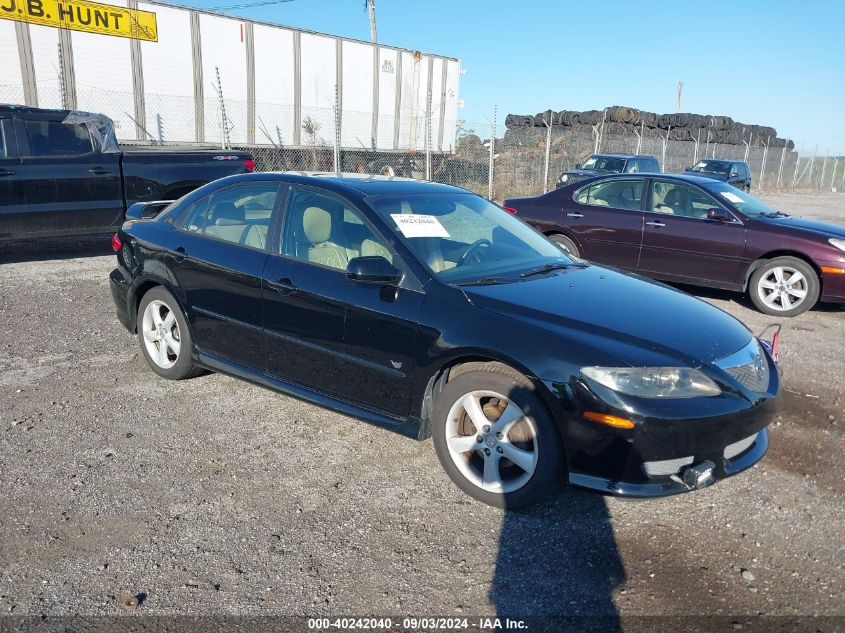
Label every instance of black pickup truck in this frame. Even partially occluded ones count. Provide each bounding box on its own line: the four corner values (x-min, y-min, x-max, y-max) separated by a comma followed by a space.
0, 105, 253, 240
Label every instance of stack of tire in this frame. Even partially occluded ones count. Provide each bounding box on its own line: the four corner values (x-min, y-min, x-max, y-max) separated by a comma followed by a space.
504, 106, 793, 149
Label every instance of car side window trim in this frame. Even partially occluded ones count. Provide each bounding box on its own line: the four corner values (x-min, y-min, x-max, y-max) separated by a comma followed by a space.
173, 181, 284, 252
573, 178, 647, 212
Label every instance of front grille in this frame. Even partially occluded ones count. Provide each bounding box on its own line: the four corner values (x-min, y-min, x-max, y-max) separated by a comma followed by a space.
725, 362, 770, 392
716, 339, 770, 393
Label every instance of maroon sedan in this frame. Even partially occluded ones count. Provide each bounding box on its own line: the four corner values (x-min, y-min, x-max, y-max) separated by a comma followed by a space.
505, 174, 845, 316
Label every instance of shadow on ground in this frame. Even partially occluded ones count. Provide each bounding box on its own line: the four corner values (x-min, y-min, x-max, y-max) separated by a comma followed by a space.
491, 489, 624, 632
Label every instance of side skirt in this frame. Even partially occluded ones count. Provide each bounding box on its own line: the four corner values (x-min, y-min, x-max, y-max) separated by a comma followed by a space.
195, 350, 422, 439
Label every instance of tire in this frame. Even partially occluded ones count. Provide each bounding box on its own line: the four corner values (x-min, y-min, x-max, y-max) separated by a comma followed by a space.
431, 364, 564, 509
549, 233, 580, 257
137, 287, 203, 380
749, 256, 820, 317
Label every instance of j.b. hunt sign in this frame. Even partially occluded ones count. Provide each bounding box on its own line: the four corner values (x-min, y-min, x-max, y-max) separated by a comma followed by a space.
0, 0, 157, 41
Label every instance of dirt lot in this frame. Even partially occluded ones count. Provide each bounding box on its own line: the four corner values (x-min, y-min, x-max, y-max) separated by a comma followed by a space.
0, 192, 843, 627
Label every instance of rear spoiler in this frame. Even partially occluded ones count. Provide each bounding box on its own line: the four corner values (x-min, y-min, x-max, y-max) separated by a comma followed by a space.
126, 200, 175, 220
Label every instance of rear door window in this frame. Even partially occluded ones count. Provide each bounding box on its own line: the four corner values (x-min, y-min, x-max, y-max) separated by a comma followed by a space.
575, 179, 645, 211
23, 119, 94, 156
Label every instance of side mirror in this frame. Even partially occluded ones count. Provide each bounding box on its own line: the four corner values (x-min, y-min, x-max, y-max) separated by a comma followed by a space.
346, 256, 401, 285
574, 163, 581, 169
706, 208, 731, 222
126, 200, 174, 220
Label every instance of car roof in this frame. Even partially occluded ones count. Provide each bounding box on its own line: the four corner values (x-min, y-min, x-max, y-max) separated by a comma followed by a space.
592, 153, 643, 159
571, 172, 729, 187
214, 171, 471, 197
696, 158, 746, 165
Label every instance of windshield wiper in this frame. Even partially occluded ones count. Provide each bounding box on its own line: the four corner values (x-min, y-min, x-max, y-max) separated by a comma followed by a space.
457, 277, 514, 286
762, 211, 788, 218
519, 262, 586, 278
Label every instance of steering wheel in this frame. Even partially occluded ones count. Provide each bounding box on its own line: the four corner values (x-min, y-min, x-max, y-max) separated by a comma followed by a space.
457, 238, 492, 267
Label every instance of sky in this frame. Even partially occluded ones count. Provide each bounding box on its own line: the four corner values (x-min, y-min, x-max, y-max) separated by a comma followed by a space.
177, 0, 845, 155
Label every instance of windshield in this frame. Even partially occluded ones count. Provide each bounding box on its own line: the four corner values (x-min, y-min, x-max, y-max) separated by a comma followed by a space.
580, 156, 626, 173
689, 160, 730, 175
704, 182, 784, 218
368, 193, 574, 284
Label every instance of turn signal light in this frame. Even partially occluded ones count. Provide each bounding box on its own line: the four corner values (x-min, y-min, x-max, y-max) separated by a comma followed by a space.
504, 206, 518, 215
583, 411, 636, 429
244, 158, 256, 172
111, 233, 122, 252
821, 266, 845, 274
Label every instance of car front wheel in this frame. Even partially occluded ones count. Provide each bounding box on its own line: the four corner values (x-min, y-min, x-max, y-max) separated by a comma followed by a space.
431, 364, 564, 509
137, 287, 203, 380
749, 256, 819, 317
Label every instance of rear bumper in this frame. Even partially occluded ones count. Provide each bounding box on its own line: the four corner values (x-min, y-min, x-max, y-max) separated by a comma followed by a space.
110, 267, 134, 332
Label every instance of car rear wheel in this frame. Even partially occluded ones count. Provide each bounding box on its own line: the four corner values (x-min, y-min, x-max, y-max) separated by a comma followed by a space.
749, 256, 819, 317
431, 365, 564, 509
549, 233, 580, 257
137, 287, 203, 380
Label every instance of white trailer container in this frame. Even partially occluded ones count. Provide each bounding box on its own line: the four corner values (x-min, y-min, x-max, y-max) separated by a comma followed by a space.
0, 0, 461, 153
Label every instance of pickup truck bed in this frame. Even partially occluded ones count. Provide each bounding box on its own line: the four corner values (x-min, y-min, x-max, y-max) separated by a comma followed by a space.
0, 105, 253, 240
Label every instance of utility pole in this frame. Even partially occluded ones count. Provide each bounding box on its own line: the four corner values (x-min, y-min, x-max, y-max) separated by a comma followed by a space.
676, 81, 683, 113
366, 0, 377, 43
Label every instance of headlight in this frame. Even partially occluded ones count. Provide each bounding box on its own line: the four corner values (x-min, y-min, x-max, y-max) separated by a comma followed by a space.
581, 366, 721, 398
829, 238, 845, 253
559, 174, 569, 183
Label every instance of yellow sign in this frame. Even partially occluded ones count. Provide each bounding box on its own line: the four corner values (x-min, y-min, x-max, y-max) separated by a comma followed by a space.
0, 0, 158, 41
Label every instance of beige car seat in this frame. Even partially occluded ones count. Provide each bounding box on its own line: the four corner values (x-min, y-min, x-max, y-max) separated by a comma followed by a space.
205, 202, 248, 242
661, 188, 692, 216
297, 206, 350, 269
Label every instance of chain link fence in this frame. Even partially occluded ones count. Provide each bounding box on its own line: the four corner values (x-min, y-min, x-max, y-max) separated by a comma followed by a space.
3, 82, 843, 201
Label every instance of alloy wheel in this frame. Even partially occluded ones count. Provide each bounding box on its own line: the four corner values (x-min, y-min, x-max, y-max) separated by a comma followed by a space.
756, 265, 808, 312
444, 390, 538, 493
141, 299, 181, 369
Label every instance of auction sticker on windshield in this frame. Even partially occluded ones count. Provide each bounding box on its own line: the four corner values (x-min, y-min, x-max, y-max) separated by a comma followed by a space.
391, 214, 450, 238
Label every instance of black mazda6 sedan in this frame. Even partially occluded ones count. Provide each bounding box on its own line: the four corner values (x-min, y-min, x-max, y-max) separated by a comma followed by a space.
110, 173, 779, 508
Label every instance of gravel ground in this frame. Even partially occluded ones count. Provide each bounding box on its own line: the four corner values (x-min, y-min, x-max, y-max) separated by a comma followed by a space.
0, 192, 843, 624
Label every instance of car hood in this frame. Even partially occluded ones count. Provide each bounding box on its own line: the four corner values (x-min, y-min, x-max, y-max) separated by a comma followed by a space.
685, 170, 729, 181
759, 215, 845, 239
461, 265, 752, 368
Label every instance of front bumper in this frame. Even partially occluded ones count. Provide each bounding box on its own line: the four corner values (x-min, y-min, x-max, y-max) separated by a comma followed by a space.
543, 350, 779, 498
568, 428, 768, 497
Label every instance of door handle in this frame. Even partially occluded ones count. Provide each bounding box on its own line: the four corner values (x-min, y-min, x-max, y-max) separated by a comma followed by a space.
566, 212, 584, 218
0, 169, 15, 177
173, 246, 186, 262
646, 220, 666, 228
269, 277, 296, 295
88, 167, 111, 175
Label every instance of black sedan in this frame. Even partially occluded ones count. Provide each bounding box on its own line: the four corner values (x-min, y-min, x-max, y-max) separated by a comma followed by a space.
110, 173, 779, 508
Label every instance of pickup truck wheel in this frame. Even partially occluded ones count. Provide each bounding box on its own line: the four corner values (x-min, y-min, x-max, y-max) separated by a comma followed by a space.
549, 233, 580, 257
137, 287, 203, 379
749, 257, 819, 317
431, 366, 563, 509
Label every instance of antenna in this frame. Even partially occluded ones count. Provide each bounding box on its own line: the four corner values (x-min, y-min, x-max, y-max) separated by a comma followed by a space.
676, 81, 683, 113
